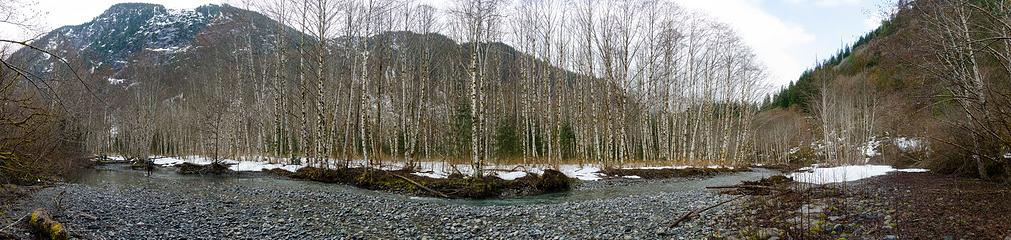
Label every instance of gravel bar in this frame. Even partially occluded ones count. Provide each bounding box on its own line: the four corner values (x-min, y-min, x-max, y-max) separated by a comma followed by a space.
3, 166, 776, 239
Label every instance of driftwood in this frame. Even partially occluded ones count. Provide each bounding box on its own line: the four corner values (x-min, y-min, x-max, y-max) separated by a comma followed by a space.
671, 182, 808, 228
706, 185, 791, 192
388, 173, 451, 198
669, 195, 745, 228
53, 190, 66, 215
0, 213, 28, 234
28, 209, 68, 240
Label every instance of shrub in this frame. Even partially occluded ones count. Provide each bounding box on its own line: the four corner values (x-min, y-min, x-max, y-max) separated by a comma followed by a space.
536, 169, 570, 192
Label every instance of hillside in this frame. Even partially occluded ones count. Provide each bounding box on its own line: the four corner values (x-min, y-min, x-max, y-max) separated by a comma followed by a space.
9, 3, 306, 103
760, 0, 1011, 180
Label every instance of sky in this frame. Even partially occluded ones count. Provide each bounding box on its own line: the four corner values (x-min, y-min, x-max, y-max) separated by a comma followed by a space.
2, 0, 891, 88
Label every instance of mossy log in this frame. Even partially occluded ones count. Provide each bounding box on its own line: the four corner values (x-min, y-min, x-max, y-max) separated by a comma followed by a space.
28, 209, 68, 240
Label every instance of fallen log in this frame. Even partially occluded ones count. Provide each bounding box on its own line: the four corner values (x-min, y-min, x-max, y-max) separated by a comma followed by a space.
668, 195, 744, 228
671, 184, 809, 228
705, 185, 790, 192
0, 213, 28, 234
28, 209, 68, 240
388, 173, 451, 198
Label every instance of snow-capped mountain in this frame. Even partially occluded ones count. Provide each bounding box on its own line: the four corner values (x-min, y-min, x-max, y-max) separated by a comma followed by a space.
8, 2, 575, 112
12, 3, 294, 89
20, 4, 217, 73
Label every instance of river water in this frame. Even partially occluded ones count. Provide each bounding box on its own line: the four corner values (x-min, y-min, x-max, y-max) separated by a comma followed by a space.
75, 164, 779, 205
7, 164, 779, 239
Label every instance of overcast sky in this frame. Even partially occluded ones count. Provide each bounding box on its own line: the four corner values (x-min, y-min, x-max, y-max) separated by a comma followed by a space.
3, 0, 891, 88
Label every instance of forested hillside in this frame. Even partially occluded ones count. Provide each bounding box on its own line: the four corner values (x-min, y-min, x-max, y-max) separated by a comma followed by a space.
760, 0, 1011, 181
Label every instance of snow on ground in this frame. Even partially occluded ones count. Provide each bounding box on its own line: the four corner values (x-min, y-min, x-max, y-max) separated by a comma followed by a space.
151, 157, 187, 166
108, 154, 736, 181
229, 161, 303, 172
629, 166, 691, 170
398, 163, 604, 181
410, 172, 446, 179
789, 165, 930, 184
894, 137, 924, 151
862, 138, 882, 158
107, 78, 126, 85
147, 156, 307, 172
494, 171, 528, 181
558, 165, 604, 181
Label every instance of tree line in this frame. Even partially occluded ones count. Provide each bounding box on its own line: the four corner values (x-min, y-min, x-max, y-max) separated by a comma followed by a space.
52, 0, 768, 175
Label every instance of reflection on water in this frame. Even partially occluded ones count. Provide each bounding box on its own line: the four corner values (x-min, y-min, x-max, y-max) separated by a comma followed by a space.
74, 164, 778, 206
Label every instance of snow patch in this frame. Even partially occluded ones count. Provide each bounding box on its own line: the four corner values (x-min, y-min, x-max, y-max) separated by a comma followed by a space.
152, 157, 186, 166
558, 165, 604, 181
494, 171, 528, 181
633, 166, 691, 170
789, 165, 930, 184
145, 46, 189, 54
894, 137, 923, 151
411, 172, 447, 179
147, 156, 307, 172
862, 138, 882, 158
622, 175, 642, 179
107, 78, 126, 85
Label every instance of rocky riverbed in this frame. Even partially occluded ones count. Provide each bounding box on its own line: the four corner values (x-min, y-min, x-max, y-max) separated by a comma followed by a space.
2, 165, 776, 239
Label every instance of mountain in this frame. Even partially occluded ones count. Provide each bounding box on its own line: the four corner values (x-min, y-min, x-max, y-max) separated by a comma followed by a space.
13, 3, 576, 100
11, 3, 300, 98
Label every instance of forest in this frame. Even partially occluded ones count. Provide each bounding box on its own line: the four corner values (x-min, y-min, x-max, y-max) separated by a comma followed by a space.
1, 0, 1010, 239
5, 0, 767, 180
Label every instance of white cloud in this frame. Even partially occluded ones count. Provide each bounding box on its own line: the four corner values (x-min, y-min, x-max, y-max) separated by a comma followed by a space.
863, 14, 883, 32
679, 0, 815, 87
36, 0, 220, 30
786, 0, 864, 7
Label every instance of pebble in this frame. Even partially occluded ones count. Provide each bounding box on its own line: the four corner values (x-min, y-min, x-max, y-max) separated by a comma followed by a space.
4, 166, 776, 239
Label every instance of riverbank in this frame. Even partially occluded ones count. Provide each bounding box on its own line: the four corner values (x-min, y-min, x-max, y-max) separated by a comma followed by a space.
1, 165, 774, 239
97, 156, 743, 199
724, 171, 1011, 239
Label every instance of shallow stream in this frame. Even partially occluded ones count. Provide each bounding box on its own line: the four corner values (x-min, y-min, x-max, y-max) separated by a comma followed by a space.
74, 164, 778, 206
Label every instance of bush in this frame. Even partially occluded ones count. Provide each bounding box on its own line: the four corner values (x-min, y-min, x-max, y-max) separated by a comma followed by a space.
0, 116, 89, 185
290, 167, 573, 199
536, 169, 571, 192
177, 162, 233, 175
